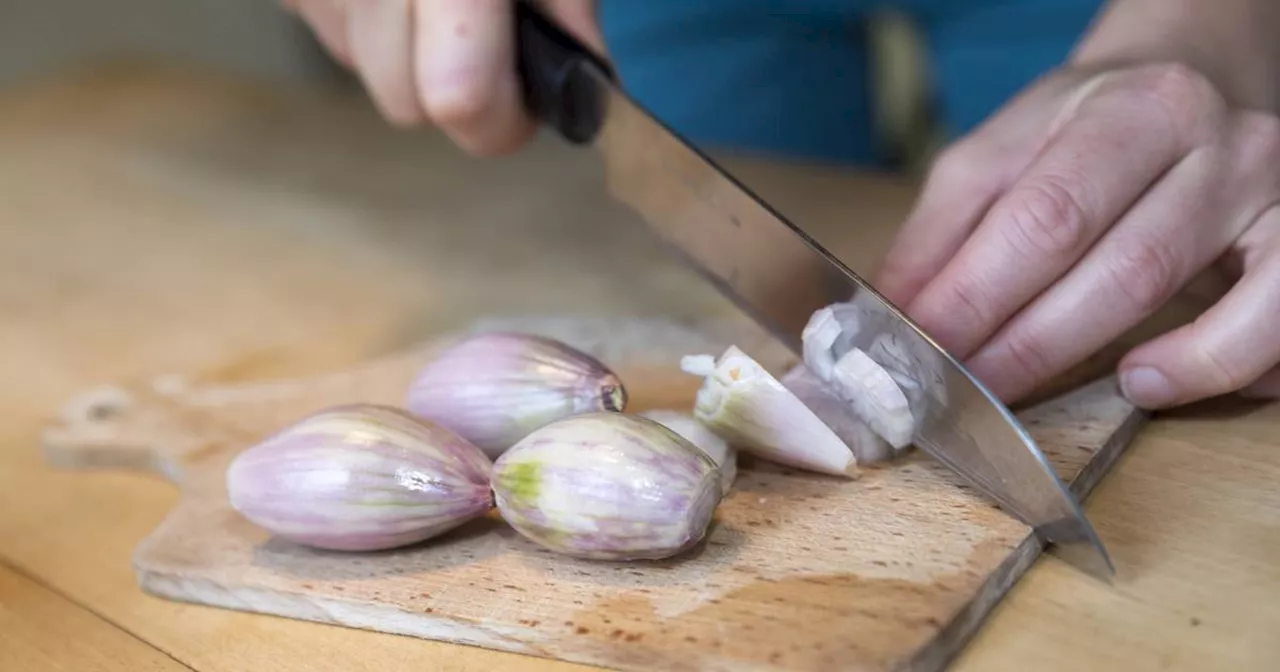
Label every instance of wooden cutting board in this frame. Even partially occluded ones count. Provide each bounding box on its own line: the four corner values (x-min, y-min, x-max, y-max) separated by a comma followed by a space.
40, 316, 1144, 672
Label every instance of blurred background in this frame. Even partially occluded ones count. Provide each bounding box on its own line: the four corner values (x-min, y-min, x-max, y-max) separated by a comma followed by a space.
0, 1, 345, 88
0, 1, 940, 171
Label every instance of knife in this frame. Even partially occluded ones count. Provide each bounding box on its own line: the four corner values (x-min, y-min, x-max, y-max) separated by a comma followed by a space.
511, 0, 1113, 579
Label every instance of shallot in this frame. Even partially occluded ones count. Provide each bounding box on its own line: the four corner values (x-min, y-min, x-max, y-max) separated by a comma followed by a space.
406, 331, 626, 459
226, 404, 494, 552
491, 412, 722, 560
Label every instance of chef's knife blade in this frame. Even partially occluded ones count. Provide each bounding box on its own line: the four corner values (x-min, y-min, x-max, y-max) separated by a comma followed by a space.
512, 0, 1113, 579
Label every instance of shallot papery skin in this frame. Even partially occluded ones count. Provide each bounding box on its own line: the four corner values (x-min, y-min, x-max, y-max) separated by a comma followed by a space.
226, 404, 494, 552
406, 332, 626, 459
491, 412, 722, 561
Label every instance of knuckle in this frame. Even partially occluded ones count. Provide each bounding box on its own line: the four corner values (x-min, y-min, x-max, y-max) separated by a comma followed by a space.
1237, 111, 1280, 147
1001, 330, 1056, 380
1233, 111, 1280, 171
945, 272, 996, 332
1124, 62, 1224, 136
1106, 240, 1182, 314
998, 178, 1091, 258
365, 84, 426, 128
873, 252, 921, 297
928, 139, 999, 190
384, 105, 425, 128
1192, 341, 1255, 393
422, 83, 496, 129
1136, 62, 1221, 109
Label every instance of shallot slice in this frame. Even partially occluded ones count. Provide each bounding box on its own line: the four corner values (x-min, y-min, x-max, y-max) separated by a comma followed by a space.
779, 364, 895, 464
801, 303, 862, 381
831, 348, 914, 449
801, 303, 918, 448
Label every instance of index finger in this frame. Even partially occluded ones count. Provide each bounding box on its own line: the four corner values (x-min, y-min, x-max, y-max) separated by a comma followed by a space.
903, 67, 1218, 358
415, 0, 535, 155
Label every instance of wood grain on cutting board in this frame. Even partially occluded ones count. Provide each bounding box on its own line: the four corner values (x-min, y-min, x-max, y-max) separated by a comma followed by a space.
2, 62, 1278, 672
43, 315, 1143, 672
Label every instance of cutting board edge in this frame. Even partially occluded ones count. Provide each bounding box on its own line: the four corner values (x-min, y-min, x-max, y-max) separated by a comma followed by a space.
908, 377, 1147, 672
1071, 402, 1149, 500
904, 531, 1043, 672
134, 569, 556, 658
126, 526, 1057, 672
132, 567, 776, 672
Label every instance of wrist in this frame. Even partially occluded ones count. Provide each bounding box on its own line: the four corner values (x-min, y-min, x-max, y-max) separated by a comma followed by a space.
1069, 0, 1280, 110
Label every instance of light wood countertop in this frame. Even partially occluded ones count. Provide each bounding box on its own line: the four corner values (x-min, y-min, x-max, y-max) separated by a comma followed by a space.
0, 61, 1275, 671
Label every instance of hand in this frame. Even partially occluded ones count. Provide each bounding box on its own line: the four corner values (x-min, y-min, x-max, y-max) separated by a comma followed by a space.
283, 0, 603, 155
874, 61, 1280, 409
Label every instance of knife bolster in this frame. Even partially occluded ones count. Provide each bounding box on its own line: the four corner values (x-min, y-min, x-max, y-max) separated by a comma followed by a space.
514, 0, 614, 144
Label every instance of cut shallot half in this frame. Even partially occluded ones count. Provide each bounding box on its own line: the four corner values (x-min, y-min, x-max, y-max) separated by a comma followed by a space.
680, 346, 858, 478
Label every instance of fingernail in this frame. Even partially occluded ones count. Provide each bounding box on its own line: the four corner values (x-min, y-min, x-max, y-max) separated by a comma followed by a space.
1121, 366, 1175, 408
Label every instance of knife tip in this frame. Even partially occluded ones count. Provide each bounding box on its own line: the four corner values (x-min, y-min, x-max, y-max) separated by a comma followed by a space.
1037, 518, 1117, 583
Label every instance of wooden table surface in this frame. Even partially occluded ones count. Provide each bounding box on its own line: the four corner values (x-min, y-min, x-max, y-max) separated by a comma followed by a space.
0, 61, 1276, 672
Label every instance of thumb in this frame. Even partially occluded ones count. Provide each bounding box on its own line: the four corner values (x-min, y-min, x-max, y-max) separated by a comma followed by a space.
1119, 248, 1280, 409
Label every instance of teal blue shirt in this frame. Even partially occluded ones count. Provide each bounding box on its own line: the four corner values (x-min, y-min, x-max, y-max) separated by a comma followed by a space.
599, 0, 1106, 166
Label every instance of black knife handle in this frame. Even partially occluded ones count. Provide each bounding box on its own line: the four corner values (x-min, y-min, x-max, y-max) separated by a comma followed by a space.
514, 0, 615, 144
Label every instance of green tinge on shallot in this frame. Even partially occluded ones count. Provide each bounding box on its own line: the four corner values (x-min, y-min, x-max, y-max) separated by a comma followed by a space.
681, 346, 859, 477
491, 412, 722, 560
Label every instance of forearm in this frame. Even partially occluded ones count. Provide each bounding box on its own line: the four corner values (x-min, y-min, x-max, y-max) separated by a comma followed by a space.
1069, 0, 1280, 109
